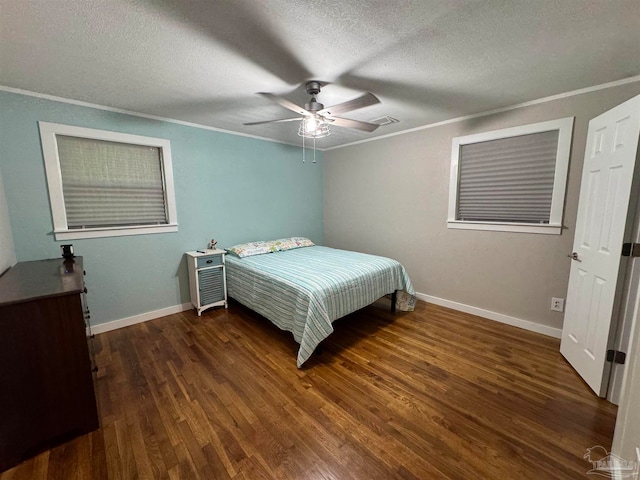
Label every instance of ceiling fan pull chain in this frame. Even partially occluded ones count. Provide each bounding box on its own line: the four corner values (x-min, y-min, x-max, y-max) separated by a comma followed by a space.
302, 133, 305, 163
313, 136, 316, 163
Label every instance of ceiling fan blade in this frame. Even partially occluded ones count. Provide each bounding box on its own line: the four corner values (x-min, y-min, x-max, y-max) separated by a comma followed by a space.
258, 92, 310, 116
243, 118, 302, 126
317, 92, 380, 117
328, 117, 380, 133
338, 73, 499, 113
149, 2, 310, 84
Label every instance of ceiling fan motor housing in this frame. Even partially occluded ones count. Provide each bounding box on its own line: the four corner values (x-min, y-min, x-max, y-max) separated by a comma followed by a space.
305, 100, 324, 113
304, 81, 324, 112
305, 81, 322, 95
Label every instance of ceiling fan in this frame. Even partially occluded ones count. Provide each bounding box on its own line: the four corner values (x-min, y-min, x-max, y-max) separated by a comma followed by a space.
243, 81, 381, 139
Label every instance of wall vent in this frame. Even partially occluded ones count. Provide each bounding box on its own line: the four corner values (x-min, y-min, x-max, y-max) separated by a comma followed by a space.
370, 115, 399, 126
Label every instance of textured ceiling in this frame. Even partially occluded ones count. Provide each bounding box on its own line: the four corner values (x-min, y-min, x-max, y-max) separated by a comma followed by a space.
1, 0, 639, 149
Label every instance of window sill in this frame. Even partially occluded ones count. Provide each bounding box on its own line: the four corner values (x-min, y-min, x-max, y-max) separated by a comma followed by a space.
54, 224, 178, 240
447, 221, 562, 235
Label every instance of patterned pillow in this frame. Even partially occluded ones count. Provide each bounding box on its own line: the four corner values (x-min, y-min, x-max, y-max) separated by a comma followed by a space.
267, 237, 315, 251
226, 241, 278, 258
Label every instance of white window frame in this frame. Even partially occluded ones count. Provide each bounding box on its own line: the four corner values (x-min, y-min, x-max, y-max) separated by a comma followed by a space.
447, 117, 574, 235
39, 122, 178, 240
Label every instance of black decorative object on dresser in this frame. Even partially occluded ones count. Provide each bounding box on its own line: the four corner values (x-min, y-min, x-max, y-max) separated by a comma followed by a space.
0, 257, 99, 472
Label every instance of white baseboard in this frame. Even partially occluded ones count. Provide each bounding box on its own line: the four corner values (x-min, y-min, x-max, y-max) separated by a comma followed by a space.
89, 295, 562, 339
90, 302, 193, 335
416, 292, 562, 339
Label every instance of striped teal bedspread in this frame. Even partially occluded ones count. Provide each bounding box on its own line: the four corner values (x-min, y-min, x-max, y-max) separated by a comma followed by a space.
225, 246, 416, 367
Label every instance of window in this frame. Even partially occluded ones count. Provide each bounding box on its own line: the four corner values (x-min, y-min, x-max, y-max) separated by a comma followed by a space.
39, 122, 178, 240
448, 117, 574, 234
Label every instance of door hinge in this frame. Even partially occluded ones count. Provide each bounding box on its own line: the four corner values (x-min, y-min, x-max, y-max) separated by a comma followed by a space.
622, 242, 640, 257
606, 349, 626, 365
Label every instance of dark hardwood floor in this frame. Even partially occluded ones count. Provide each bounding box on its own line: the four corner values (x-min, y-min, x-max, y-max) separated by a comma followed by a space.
1, 299, 617, 479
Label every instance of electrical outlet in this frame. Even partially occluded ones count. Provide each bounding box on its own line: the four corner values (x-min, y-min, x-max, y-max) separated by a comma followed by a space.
551, 297, 564, 312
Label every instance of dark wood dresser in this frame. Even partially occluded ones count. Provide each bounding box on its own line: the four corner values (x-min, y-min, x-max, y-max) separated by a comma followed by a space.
0, 257, 99, 472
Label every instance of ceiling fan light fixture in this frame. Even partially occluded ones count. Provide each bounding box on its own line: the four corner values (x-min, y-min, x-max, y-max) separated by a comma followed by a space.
298, 115, 331, 138
304, 115, 317, 133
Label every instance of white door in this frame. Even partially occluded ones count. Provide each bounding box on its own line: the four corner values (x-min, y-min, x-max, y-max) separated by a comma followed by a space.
612, 283, 640, 472
561, 94, 640, 396
608, 201, 640, 404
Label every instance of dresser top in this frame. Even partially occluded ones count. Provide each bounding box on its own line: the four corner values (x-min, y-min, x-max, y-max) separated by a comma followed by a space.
0, 257, 84, 307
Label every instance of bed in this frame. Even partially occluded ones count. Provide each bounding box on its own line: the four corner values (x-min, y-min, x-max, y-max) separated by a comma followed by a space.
224, 240, 416, 367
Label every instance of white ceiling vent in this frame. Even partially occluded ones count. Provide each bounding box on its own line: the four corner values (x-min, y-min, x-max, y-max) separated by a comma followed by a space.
370, 115, 399, 126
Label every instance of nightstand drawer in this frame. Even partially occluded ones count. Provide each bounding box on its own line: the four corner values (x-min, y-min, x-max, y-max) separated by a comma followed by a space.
197, 255, 223, 268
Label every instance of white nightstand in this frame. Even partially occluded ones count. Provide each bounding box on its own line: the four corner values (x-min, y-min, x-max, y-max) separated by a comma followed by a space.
186, 249, 227, 315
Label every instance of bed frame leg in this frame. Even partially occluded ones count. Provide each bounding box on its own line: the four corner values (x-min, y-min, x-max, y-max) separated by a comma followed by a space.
391, 290, 397, 313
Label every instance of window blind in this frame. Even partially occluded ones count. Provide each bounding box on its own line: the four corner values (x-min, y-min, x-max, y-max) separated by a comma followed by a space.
56, 135, 168, 228
457, 130, 559, 223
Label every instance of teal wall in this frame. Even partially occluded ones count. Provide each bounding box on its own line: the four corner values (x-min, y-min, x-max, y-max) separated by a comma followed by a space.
0, 91, 324, 325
